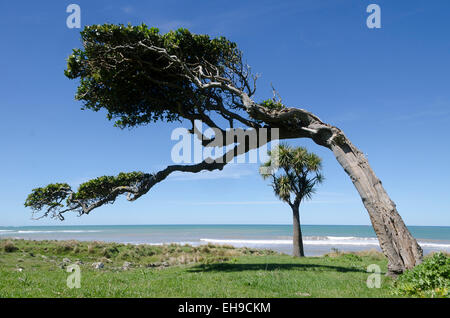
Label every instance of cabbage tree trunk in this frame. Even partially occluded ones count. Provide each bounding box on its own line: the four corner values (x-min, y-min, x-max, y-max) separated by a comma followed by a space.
292, 204, 305, 257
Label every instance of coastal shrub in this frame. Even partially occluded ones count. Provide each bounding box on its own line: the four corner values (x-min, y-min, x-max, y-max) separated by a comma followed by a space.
177, 254, 192, 265
118, 250, 139, 261
3, 241, 19, 253
118, 251, 130, 260
142, 247, 158, 256
324, 250, 385, 261
87, 245, 96, 254
324, 248, 343, 258
341, 254, 363, 262
56, 240, 78, 253
355, 249, 385, 261
243, 248, 260, 255
178, 245, 193, 253
73, 245, 80, 254
201, 256, 230, 265
392, 252, 450, 298
193, 255, 204, 263
102, 246, 120, 258
200, 245, 211, 254
101, 248, 111, 258
166, 243, 179, 253
99, 257, 111, 264
215, 249, 226, 257
133, 245, 146, 256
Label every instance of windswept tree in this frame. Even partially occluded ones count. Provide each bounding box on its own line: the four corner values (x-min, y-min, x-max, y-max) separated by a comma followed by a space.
261, 144, 323, 257
25, 24, 422, 275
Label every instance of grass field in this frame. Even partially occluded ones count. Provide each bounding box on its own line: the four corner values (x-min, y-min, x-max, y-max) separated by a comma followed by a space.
0, 239, 396, 297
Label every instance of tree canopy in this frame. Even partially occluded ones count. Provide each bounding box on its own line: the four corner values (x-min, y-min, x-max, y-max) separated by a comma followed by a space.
260, 144, 323, 206
25, 172, 150, 220
65, 23, 266, 129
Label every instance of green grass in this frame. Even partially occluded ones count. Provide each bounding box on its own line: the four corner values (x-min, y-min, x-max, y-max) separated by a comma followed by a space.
0, 239, 396, 297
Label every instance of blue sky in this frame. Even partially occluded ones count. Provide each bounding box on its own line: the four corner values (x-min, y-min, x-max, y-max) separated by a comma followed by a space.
0, 0, 449, 226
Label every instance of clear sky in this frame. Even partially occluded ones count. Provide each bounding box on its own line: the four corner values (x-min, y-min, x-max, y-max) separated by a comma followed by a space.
0, 0, 449, 226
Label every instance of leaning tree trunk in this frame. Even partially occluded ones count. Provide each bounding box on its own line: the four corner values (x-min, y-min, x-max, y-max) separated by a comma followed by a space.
292, 204, 305, 257
252, 105, 424, 275
330, 136, 423, 275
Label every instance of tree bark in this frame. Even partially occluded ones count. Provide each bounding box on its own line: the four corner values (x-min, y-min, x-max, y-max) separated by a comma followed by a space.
329, 137, 423, 275
251, 106, 424, 275
292, 204, 305, 257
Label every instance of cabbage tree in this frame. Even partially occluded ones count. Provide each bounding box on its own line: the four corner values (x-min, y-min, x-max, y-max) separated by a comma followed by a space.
261, 144, 323, 257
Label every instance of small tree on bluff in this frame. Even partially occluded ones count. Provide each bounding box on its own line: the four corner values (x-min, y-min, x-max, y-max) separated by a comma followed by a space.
261, 144, 323, 257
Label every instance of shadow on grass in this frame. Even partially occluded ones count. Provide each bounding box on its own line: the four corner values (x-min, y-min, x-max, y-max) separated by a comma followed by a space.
188, 262, 367, 273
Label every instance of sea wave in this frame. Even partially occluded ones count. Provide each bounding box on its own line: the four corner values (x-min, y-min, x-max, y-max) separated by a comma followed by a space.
200, 236, 450, 249
201, 238, 293, 245
200, 237, 379, 246
12, 230, 101, 234
129, 241, 201, 246
418, 242, 450, 248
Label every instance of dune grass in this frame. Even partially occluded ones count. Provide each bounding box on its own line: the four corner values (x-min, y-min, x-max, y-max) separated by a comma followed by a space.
0, 239, 395, 297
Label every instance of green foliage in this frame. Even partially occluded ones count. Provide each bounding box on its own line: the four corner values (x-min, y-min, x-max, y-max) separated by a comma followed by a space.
55, 240, 78, 253
24, 172, 149, 219
102, 246, 120, 258
260, 99, 285, 111
260, 144, 323, 204
74, 171, 146, 200
392, 252, 450, 298
2, 241, 18, 253
24, 183, 71, 211
65, 23, 241, 128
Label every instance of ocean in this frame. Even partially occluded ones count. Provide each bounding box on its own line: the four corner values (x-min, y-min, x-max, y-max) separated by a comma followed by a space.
0, 224, 449, 256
